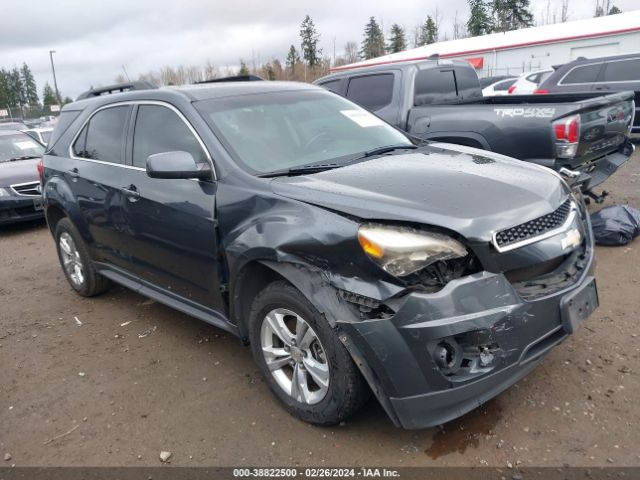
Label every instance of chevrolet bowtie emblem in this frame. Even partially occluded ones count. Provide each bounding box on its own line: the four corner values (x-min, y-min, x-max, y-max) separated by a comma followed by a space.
561, 228, 582, 250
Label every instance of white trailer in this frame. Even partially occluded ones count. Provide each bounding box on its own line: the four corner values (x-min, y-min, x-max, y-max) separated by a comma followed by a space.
331, 10, 640, 77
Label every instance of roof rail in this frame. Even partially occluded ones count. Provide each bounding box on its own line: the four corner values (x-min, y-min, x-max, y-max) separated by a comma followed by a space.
76, 81, 157, 100
195, 74, 264, 84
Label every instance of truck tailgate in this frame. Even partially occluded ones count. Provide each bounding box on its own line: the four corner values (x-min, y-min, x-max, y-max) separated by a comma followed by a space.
554, 91, 635, 166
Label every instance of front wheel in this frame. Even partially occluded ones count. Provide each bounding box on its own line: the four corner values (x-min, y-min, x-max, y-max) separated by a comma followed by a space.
249, 281, 369, 425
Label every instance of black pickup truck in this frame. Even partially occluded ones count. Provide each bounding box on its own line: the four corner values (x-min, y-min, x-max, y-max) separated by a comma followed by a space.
315, 59, 636, 200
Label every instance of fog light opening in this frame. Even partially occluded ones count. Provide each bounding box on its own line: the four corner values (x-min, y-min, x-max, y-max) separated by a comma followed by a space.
432, 339, 463, 375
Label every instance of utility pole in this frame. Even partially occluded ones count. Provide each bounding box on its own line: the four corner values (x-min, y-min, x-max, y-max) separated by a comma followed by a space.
49, 50, 62, 105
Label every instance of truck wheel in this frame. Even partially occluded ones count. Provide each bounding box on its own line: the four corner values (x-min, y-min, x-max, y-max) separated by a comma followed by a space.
55, 218, 111, 297
249, 280, 369, 425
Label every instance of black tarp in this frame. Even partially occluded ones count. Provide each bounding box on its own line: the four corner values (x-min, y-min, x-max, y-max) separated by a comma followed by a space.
591, 205, 640, 246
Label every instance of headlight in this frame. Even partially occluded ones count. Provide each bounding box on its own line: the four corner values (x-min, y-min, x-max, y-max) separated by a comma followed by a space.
357, 224, 468, 277
0, 188, 10, 197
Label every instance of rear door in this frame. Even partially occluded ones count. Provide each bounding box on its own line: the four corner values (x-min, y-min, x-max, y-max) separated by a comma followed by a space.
555, 62, 604, 93
69, 104, 133, 271
119, 102, 225, 310
596, 57, 640, 133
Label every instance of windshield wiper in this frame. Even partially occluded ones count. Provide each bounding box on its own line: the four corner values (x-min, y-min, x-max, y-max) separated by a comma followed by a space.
7, 155, 41, 162
357, 144, 418, 159
260, 163, 342, 178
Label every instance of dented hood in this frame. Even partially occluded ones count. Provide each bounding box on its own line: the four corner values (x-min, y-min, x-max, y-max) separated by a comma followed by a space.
271, 144, 568, 242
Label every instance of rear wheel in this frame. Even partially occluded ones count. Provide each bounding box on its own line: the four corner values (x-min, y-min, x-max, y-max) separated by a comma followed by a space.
55, 218, 111, 297
249, 281, 369, 425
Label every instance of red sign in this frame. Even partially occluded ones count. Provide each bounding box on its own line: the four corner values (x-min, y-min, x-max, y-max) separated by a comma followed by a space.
465, 57, 484, 69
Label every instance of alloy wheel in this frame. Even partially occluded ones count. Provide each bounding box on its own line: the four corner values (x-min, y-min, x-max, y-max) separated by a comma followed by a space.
260, 308, 330, 405
59, 232, 85, 287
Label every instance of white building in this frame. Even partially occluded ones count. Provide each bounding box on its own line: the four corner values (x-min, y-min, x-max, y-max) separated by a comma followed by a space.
331, 10, 640, 77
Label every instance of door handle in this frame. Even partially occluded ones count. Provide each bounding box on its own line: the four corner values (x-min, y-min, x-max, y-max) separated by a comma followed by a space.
68, 168, 80, 181
121, 185, 140, 202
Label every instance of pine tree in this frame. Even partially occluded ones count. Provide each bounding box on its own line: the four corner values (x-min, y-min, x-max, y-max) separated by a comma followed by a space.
608, 5, 622, 14
418, 16, 438, 46
467, 0, 493, 36
387, 24, 407, 53
299, 15, 322, 68
42, 82, 57, 106
492, 0, 534, 32
286, 45, 301, 71
8, 68, 24, 107
20, 63, 39, 105
0, 69, 10, 111
238, 61, 249, 76
360, 17, 385, 60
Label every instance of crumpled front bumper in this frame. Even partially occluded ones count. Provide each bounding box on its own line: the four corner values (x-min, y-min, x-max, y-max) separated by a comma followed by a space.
338, 255, 596, 429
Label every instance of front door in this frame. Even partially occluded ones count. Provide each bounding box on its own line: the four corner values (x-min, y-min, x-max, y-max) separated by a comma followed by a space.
119, 103, 224, 311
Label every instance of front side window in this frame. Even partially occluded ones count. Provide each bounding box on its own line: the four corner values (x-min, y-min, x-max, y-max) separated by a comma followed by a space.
602, 58, 640, 82
562, 63, 602, 84
346, 74, 394, 111
132, 105, 207, 168
73, 106, 129, 164
319, 79, 342, 94
195, 90, 412, 175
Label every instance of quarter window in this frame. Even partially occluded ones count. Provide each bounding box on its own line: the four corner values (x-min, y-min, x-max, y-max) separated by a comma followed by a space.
562, 63, 602, 84
602, 58, 640, 82
132, 105, 207, 169
346, 74, 394, 111
73, 106, 129, 164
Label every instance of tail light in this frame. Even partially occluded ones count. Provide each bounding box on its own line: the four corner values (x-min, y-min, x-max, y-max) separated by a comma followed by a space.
534, 89, 549, 94
37, 159, 44, 184
553, 114, 580, 158
508, 85, 516, 94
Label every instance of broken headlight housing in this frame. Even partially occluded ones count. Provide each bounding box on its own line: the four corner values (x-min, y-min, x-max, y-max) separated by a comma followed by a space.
357, 224, 468, 277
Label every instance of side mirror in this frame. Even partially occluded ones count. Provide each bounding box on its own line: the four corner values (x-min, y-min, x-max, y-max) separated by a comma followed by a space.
146, 151, 212, 180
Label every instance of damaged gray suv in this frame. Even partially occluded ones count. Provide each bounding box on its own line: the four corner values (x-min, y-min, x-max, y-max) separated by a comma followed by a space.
42, 81, 598, 428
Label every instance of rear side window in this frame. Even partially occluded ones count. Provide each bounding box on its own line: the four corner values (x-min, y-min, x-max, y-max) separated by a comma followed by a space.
454, 67, 481, 100
494, 79, 516, 91
346, 74, 394, 111
601, 58, 640, 82
48, 110, 81, 147
414, 69, 457, 105
132, 105, 207, 168
561, 63, 602, 84
73, 106, 129, 164
319, 79, 342, 94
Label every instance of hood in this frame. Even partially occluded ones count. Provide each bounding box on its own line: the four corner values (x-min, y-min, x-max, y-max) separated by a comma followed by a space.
271, 144, 568, 242
0, 158, 40, 187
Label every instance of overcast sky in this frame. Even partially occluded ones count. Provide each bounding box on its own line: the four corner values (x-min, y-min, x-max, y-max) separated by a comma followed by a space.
2, 0, 638, 99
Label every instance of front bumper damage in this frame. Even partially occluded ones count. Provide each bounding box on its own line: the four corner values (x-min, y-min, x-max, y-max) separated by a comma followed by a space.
332, 202, 597, 429
337, 268, 597, 428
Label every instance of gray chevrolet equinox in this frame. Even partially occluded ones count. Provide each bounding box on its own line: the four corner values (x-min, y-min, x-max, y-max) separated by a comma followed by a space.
41, 80, 598, 428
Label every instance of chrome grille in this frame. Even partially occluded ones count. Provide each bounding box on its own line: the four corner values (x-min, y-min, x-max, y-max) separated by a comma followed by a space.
495, 199, 572, 250
11, 181, 41, 197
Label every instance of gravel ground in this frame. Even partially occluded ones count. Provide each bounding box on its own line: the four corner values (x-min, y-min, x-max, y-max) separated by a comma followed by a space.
1, 148, 639, 467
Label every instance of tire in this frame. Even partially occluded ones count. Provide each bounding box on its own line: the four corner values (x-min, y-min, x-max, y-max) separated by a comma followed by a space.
249, 280, 369, 425
54, 217, 111, 297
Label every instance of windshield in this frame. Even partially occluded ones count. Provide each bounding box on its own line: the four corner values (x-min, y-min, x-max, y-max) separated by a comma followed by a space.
0, 133, 45, 162
195, 89, 412, 174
